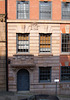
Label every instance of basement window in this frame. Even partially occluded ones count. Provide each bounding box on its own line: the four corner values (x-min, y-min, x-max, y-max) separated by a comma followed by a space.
39, 67, 51, 82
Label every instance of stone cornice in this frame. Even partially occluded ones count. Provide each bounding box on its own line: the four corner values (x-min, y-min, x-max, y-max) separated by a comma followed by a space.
7, 19, 70, 24
0, 14, 5, 22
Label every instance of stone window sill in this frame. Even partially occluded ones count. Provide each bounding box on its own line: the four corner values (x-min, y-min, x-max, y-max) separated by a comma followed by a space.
38, 53, 53, 56
13, 53, 34, 56
60, 53, 70, 56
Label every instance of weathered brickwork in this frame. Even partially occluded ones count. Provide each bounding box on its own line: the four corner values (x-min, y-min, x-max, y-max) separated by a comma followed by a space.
7, 0, 70, 95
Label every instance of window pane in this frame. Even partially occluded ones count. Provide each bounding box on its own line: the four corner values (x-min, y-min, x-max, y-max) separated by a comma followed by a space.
40, 1, 51, 19
17, 33, 29, 53
61, 66, 70, 81
62, 2, 70, 20
39, 67, 51, 82
40, 33, 51, 52
62, 34, 70, 52
17, 1, 29, 19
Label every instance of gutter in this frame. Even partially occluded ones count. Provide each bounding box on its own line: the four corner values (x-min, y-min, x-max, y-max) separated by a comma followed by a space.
5, 0, 8, 91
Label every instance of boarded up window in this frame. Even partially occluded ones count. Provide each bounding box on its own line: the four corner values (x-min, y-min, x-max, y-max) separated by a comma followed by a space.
39, 1, 51, 19
39, 33, 51, 52
17, 1, 29, 19
17, 33, 29, 53
62, 2, 70, 20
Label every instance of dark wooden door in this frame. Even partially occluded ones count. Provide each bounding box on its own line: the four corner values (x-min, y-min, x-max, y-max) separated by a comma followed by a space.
17, 69, 29, 91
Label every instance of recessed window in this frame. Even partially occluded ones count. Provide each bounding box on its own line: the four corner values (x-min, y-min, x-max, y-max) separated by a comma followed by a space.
17, 1, 29, 19
62, 34, 70, 52
39, 33, 51, 52
39, 67, 51, 82
17, 33, 29, 53
39, 1, 51, 20
62, 2, 70, 20
61, 66, 70, 81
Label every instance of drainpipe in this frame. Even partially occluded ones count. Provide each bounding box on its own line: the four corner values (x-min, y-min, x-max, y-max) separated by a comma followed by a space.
5, 0, 8, 91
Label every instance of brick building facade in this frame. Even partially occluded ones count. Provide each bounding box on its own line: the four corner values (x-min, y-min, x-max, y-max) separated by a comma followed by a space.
0, 0, 6, 91
7, 0, 70, 95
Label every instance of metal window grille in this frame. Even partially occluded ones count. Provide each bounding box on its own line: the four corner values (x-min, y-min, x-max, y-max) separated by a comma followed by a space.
39, 33, 51, 52
39, 67, 51, 82
61, 66, 70, 81
62, 2, 70, 20
17, 33, 29, 53
17, 1, 29, 19
39, 1, 51, 20
62, 34, 70, 52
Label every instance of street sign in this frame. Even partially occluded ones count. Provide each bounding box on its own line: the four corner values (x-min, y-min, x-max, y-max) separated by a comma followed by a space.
54, 79, 59, 82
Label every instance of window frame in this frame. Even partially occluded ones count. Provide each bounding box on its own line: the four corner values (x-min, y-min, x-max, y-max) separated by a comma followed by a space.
16, 1, 30, 19
39, 1, 52, 20
60, 66, 70, 82
39, 67, 52, 83
39, 33, 52, 53
61, 2, 70, 20
61, 33, 70, 53
16, 33, 30, 53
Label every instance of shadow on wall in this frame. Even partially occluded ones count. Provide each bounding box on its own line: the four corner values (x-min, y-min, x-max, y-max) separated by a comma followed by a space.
1, 53, 70, 95
7, 54, 70, 95
0, 56, 6, 91
21, 94, 59, 100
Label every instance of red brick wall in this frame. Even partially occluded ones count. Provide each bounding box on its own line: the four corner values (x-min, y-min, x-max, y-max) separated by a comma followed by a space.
7, 0, 70, 20
60, 56, 70, 66
60, 24, 70, 33
7, 0, 63, 20
30, 0, 39, 20
7, 0, 16, 19
52, 0, 61, 20
0, 0, 5, 14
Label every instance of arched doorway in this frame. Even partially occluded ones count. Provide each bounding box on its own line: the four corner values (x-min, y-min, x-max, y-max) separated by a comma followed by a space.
17, 69, 30, 91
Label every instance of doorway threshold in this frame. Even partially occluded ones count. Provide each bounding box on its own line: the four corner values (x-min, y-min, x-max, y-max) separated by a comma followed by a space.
17, 91, 30, 94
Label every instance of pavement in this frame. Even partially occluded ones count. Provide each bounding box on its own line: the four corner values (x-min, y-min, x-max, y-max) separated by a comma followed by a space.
0, 91, 70, 100
58, 95, 70, 100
